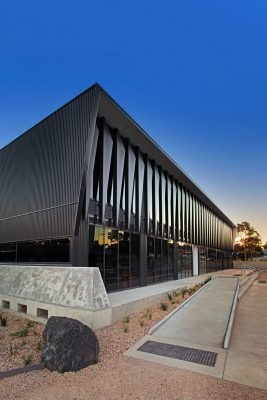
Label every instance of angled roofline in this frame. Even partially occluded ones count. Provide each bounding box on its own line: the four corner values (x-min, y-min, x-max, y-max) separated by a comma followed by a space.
0, 82, 235, 228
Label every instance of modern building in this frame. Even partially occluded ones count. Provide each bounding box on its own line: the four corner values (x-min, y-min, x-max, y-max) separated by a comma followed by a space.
0, 84, 235, 298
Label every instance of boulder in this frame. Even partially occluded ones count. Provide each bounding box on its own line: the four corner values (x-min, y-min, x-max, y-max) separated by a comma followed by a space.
41, 316, 99, 373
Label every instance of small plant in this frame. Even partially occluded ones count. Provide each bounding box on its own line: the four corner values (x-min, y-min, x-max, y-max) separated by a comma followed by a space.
33, 328, 40, 336
9, 343, 18, 356
160, 301, 168, 311
139, 319, 144, 327
123, 323, 129, 333
26, 319, 35, 328
204, 276, 212, 284
10, 326, 29, 338
180, 287, 187, 298
188, 287, 194, 295
144, 308, 153, 320
22, 355, 33, 366
171, 298, 176, 304
21, 339, 27, 347
0, 314, 8, 327
36, 340, 44, 351
167, 292, 173, 301
123, 315, 130, 324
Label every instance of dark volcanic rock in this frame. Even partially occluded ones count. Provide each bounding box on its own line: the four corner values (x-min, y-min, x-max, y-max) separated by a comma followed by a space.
41, 316, 99, 373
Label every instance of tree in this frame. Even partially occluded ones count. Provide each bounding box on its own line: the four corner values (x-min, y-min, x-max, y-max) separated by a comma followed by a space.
234, 221, 263, 260
264, 242, 267, 249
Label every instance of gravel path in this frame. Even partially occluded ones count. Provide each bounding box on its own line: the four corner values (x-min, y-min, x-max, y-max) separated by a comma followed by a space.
0, 271, 266, 399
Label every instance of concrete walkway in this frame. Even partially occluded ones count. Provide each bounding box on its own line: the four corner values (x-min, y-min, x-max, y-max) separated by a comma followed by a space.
151, 277, 238, 348
223, 282, 267, 390
109, 273, 214, 323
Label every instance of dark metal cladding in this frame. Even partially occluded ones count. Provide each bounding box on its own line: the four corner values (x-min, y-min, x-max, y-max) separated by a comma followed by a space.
0, 85, 98, 243
0, 83, 235, 278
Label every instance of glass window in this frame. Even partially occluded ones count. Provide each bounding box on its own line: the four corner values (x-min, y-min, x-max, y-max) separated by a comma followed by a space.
0, 242, 16, 262
147, 236, 155, 284
155, 238, 162, 282
89, 225, 105, 279
17, 239, 70, 263
105, 229, 118, 292
177, 242, 193, 278
162, 239, 168, 280
168, 240, 174, 279
119, 231, 130, 290
147, 161, 154, 235
130, 233, 140, 288
198, 246, 207, 275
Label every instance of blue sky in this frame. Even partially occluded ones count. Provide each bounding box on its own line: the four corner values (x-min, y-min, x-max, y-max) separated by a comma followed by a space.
0, 0, 266, 242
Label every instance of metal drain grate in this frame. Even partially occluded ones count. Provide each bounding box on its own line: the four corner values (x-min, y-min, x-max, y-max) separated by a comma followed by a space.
137, 340, 218, 367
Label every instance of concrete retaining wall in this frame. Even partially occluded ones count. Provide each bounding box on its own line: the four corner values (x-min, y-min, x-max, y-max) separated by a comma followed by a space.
0, 265, 112, 329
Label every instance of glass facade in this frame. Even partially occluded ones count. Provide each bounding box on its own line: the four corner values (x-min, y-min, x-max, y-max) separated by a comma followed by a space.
0, 239, 70, 263
0, 118, 234, 293
88, 225, 140, 292
177, 242, 193, 278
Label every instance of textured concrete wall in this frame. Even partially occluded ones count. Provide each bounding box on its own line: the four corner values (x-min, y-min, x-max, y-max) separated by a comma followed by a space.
0, 265, 110, 310
0, 265, 111, 329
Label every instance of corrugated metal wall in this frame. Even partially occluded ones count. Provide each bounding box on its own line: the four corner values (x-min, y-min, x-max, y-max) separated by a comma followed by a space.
0, 86, 97, 243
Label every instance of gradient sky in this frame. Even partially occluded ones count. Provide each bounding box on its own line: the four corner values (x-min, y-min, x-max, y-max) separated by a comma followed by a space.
0, 1, 266, 242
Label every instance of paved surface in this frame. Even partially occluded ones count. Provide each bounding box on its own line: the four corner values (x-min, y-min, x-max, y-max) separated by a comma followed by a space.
109, 274, 213, 307
224, 282, 267, 390
151, 277, 238, 348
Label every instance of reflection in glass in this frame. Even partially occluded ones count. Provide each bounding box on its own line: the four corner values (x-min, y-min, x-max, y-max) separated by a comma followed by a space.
130, 233, 140, 288
17, 239, 70, 263
89, 226, 105, 279
0, 242, 16, 262
168, 240, 174, 279
155, 238, 162, 282
119, 231, 129, 289
147, 236, 155, 284
105, 229, 118, 292
162, 239, 168, 280
177, 242, 193, 278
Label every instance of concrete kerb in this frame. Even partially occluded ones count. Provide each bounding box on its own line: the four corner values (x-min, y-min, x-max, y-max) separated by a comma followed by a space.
148, 277, 216, 336
223, 278, 239, 349
238, 273, 259, 300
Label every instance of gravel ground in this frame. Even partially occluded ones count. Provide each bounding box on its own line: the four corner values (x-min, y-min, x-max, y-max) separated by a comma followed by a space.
0, 271, 266, 400
0, 314, 44, 371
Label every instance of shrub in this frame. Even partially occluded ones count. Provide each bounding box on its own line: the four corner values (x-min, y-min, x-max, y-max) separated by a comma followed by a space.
180, 287, 187, 298
26, 319, 35, 328
22, 355, 33, 366
123, 323, 129, 333
36, 340, 44, 351
9, 343, 18, 356
204, 276, 212, 285
167, 292, 173, 301
123, 315, 130, 324
160, 301, 168, 311
171, 298, 176, 304
139, 319, 144, 327
144, 308, 153, 320
0, 314, 8, 327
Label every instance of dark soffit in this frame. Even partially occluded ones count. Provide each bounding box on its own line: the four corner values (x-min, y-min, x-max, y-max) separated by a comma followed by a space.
96, 84, 235, 228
